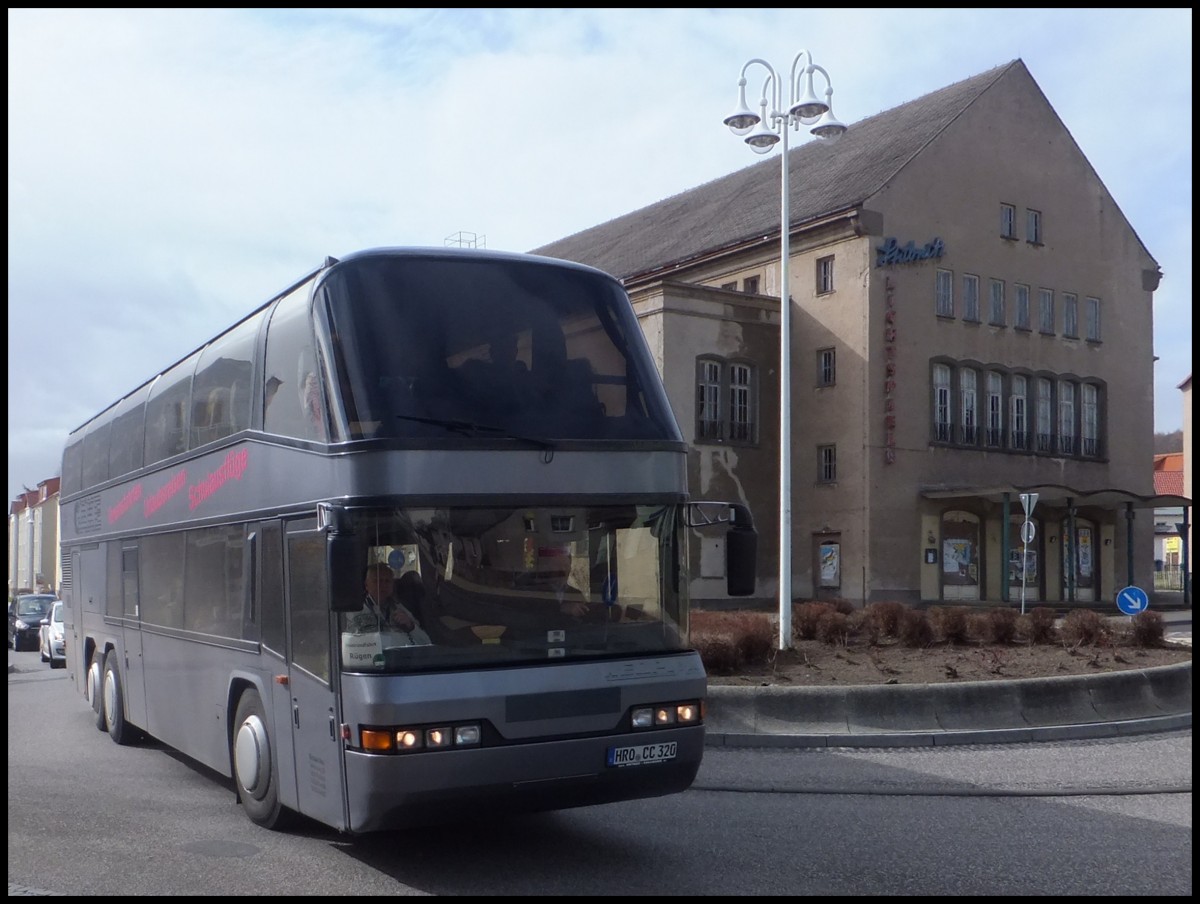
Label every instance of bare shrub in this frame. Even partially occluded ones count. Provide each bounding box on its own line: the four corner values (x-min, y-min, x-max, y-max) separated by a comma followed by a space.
690, 610, 776, 673
815, 611, 849, 645
865, 601, 905, 637
829, 598, 856, 616
1060, 609, 1109, 646
690, 611, 743, 673
689, 609, 724, 634
898, 608, 933, 648
1023, 606, 1058, 644
793, 601, 835, 640
729, 611, 775, 665
1130, 610, 1166, 648
1107, 619, 1134, 647
987, 607, 1019, 644
846, 609, 876, 644
966, 612, 994, 644
929, 606, 969, 644
691, 632, 741, 673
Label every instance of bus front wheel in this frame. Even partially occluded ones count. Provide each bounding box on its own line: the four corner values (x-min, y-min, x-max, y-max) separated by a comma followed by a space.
233, 689, 290, 830
88, 651, 107, 732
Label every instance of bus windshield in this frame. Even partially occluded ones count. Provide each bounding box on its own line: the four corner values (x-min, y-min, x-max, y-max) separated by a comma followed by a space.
338, 503, 687, 674
316, 252, 679, 442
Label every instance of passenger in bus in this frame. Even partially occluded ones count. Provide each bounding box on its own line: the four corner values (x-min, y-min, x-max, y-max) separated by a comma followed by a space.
489, 328, 530, 381
298, 358, 328, 442
454, 322, 531, 418
527, 319, 603, 429
351, 562, 431, 645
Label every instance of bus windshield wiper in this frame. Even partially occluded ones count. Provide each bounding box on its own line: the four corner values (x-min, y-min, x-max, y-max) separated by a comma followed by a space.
394, 414, 557, 451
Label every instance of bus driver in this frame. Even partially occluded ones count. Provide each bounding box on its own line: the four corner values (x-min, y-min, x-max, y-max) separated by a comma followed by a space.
353, 562, 431, 646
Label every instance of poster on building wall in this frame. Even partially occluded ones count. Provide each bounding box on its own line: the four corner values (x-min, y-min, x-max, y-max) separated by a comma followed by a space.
1008, 549, 1038, 584
1077, 528, 1093, 577
943, 539, 979, 583
819, 543, 840, 588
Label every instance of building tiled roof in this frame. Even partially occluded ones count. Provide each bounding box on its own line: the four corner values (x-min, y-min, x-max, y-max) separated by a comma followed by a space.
1153, 452, 1184, 472
532, 61, 1018, 281
1154, 469, 1185, 496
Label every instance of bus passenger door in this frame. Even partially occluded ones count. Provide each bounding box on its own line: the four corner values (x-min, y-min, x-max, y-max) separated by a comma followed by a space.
74, 544, 106, 692
118, 544, 147, 730
257, 522, 299, 815
283, 522, 345, 831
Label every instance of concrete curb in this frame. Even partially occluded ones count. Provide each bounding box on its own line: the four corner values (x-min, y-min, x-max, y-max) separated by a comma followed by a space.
705, 660, 1191, 748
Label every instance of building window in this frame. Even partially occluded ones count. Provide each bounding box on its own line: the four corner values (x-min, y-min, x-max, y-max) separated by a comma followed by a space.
988, 279, 1005, 326
818, 444, 837, 483
1026, 208, 1042, 244
933, 363, 952, 442
924, 364, 1100, 460
817, 256, 834, 295
695, 357, 757, 444
1014, 284, 1030, 330
696, 359, 722, 440
959, 367, 977, 445
1009, 374, 1028, 450
1036, 377, 1053, 452
935, 268, 953, 317
985, 371, 1004, 447
728, 363, 754, 441
1001, 203, 1016, 239
1082, 383, 1100, 457
817, 347, 836, 387
742, 275, 760, 295
720, 281, 737, 291
1058, 380, 1076, 454
1085, 296, 1101, 341
1063, 293, 1078, 337
1038, 288, 1055, 334
962, 274, 980, 322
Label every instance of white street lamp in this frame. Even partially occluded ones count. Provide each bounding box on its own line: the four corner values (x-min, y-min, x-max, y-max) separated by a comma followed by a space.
723, 52, 846, 651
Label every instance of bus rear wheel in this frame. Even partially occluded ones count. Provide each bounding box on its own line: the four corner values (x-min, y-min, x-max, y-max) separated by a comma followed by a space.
88, 651, 107, 732
233, 689, 291, 830
103, 653, 138, 746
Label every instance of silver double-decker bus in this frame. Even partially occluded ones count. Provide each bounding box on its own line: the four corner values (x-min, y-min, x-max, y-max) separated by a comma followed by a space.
59, 247, 756, 833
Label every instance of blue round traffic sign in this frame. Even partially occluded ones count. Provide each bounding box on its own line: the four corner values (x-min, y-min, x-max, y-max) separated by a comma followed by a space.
1115, 585, 1149, 616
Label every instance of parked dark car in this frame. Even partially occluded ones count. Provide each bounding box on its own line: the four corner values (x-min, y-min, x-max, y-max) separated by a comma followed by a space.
8, 594, 58, 651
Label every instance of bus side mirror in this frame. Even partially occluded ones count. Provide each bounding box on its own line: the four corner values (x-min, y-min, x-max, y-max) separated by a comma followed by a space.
688, 501, 758, 597
726, 525, 757, 596
328, 533, 363, 612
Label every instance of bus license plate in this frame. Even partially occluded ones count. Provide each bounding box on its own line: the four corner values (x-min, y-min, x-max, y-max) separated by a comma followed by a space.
607, 741, 677, 767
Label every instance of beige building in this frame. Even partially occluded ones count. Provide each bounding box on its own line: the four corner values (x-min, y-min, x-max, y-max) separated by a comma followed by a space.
536, 59, 1188, 609
7, 477, 61, 598
1179, 373, 1193, 596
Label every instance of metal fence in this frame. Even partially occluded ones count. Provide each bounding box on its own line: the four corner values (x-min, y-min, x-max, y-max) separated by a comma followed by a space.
1153, 566, 1186, 591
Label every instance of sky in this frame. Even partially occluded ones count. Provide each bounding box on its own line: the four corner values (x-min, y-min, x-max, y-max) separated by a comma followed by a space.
7, 8, 1193, 505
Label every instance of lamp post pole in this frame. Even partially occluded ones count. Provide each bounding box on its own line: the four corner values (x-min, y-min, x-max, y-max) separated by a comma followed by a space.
777, 117, 795, 652
723, 52, 846, 651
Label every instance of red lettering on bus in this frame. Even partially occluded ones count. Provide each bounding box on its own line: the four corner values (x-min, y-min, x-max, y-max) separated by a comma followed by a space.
107, 484, 143, 524
188, 448, 250, 511
143, 469, 188, 517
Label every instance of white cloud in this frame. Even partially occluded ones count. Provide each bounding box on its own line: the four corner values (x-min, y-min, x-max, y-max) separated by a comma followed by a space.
7, 8, 1192, 502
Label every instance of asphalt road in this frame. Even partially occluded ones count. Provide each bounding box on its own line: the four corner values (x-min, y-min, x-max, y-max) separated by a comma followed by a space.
7, 646, 1192, 896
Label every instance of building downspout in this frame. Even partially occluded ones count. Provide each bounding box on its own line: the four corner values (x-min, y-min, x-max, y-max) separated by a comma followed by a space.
1001, 492, 1011, 602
